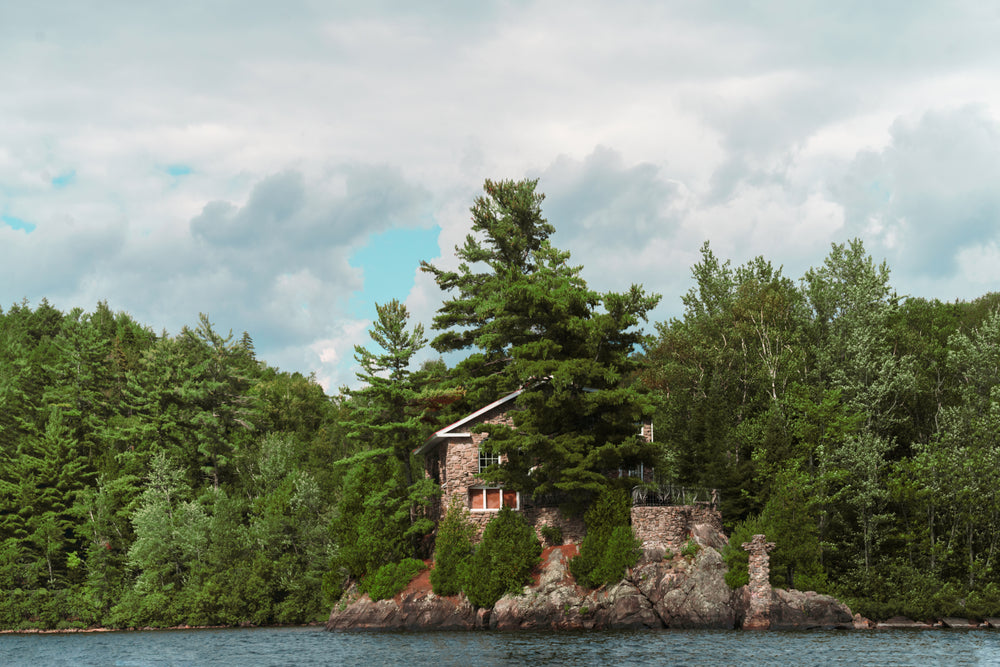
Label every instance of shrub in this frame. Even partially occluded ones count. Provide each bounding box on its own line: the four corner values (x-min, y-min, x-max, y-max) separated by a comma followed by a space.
681, 538, 700, 560
429, 501, 476, 596
540, 524, 563, 546
462, 507, 542, 608
589, 525, 641, 586
570, 487, 638, 588
722, 514, 765, 589
362, 558, 425, 602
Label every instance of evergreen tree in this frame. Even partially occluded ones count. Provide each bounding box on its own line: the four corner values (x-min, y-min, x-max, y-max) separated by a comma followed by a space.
421, 178, 660, 508
339, 299, 438, 554
346, 299, 428, 485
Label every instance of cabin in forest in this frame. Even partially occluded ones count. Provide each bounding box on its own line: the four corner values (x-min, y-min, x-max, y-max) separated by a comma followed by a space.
415, 387, 675, 542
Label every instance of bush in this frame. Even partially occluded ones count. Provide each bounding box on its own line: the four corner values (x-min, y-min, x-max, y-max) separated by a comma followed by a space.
681, 538, 700, 560
430, 501, 476, 596
462, 507, 542, 608
540, 524, 563, 546
722, 514, 765, 589
570, 487, 638, 588
588, 525, 641, 586
362, 558, 425, 602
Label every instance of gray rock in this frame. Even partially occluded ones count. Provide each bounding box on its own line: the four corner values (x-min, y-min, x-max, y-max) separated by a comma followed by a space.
585, 580, 663, 629
326, 522, 855, 633
326, 590, 476, 630
875, 616, 932, 629
769, 588, 854, 629
634, 547, 738, 629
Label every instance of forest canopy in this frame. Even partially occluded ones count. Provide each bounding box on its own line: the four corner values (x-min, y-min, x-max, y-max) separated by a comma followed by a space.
2, 179, 1000, 628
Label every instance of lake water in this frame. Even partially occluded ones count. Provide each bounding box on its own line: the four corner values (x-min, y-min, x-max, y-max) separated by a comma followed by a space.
2, 626, 1000, 666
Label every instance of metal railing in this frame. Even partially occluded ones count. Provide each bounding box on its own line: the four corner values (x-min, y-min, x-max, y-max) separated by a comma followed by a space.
523, 485, 719, 509
631, 484, 718, 508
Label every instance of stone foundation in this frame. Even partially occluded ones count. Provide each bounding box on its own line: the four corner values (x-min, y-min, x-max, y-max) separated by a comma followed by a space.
461, 506, 585, 544
523, 507, 586, 545
631, 505, 724, 553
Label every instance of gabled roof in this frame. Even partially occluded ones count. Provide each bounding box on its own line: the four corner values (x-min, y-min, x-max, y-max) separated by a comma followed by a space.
414, 387, 524, 456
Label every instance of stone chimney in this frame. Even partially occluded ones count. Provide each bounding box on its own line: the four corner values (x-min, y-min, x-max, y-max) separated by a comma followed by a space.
742, 534, 776, 630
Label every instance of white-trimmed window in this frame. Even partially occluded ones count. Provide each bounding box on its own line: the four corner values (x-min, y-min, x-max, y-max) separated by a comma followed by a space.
479, 443, 500, 473
468, 487, 520, 511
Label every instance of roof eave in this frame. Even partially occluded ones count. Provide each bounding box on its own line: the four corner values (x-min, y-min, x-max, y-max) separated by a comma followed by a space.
413, 387, 525, 456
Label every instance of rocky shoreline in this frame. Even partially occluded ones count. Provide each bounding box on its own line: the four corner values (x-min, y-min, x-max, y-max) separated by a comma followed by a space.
326, 524, 857, 632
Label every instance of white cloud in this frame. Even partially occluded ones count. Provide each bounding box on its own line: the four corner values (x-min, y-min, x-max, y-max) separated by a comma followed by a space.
4, 2, 1000, 387
833, 106, 1000, 282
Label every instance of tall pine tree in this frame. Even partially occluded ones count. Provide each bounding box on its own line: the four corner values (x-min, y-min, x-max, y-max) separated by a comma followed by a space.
421, 178, 660, 508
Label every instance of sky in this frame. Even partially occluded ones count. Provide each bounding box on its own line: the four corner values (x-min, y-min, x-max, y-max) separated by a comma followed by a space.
3, 1, 1000, 390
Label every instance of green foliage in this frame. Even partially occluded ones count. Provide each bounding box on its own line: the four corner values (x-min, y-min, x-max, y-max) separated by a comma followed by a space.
362, 558, 425, 602
340, 299, 439, 561
681, 538, 700, 560
422, 178, 661, 508
0, 300, 342, 628
588, 525, 641, 586
570, 488, 638, 588
462, 507, 541, 608
722, 515, 765, 589
540, 524, 563, 546
429, 501, 476, 596
328, 450, 430, 581
10, 211, 1000, 628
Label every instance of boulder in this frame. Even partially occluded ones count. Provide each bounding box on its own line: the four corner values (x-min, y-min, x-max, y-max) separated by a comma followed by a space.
633, 547, 738, 629
584, 581, 663, 629
491, 547, 583, 630
326, 589, 476, 630
768, 588, 854, 629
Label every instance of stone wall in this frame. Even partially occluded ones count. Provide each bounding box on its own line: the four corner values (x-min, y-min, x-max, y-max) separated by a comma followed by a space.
437, 405, 517, 513
523, 507, 586, 545
631, 505, 724, 553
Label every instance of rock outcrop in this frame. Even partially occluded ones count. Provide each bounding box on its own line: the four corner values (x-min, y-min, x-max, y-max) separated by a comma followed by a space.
325, 583, 478, 630
769, 588, 854, 629
632, 544, 738, 629
326, 522, 854, 632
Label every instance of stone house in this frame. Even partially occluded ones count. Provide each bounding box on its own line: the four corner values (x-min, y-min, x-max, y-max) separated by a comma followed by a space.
416, 387, 719, 549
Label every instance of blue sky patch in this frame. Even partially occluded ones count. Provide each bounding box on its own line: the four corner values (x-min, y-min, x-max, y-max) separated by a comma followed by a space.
51, 171, 76, 188
2, 214, 36, 233
349, 226, 441, 318
165, 164, 193, 177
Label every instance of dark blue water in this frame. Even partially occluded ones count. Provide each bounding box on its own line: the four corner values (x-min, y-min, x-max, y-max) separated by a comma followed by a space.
2, 626, 999, 666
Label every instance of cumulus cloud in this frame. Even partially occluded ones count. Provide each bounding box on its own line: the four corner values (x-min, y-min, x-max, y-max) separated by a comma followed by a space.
833, 106, 1000, 280
5, 1, 1000, 388
530, 147, 685, 301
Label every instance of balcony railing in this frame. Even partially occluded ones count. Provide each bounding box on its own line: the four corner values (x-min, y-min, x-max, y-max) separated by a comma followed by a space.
631, 484, 718, 508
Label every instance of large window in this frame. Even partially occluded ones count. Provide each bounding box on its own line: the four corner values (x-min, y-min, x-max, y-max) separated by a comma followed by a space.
468, 487, 520, 511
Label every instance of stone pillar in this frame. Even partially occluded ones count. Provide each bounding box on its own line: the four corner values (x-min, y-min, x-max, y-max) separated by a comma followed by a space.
742, 534, 776, 630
